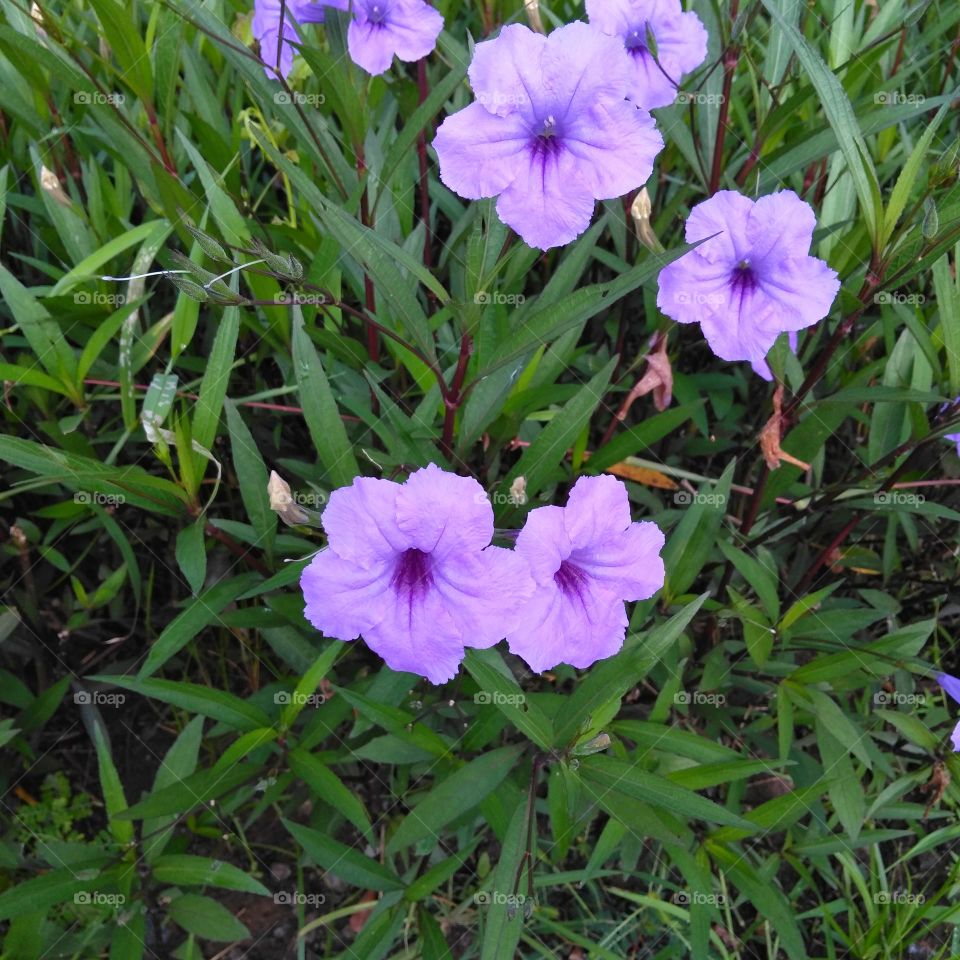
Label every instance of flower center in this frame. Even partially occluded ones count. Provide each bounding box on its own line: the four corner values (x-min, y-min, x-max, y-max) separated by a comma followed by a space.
531, 114, 562, 158
730, 258, 757, 293
554, 560, 589, 600
625, 24, 648, 53
368, 2, 386, 22
391, 548, 432, 601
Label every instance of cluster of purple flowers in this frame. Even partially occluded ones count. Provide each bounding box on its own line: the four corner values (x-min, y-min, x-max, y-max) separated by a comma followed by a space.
252, 0, 441, 78
432, 7, 706, 251
300, 466, 665, 683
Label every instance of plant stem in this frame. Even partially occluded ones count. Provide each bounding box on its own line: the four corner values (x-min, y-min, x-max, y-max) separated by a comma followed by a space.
440, 331, 473, 462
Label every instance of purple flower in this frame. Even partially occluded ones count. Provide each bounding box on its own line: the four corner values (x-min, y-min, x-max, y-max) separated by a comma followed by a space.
585, 0, 708, 110
505, 475, 665, 672
942, 399, 960, 455
253, 0, 327, 78
300, 465, 533, 684
432, 22, 664, 250
936, 673, 960, 751
657, 190, 840, 366
337, 0, 443, 75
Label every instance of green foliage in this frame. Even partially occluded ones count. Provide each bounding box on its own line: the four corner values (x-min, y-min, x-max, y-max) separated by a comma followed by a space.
0, 0, 958, 957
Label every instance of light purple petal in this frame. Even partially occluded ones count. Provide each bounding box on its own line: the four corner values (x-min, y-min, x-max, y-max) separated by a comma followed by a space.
697, 283, 786, 364
684, 189, 754, 262
256, 26, 296, 78
506, 579, 628, 672
363, 583, 467, 683
757, 255, 840, 332
495, 148, 596, 250
563, 474, 632, 549
952, 719, 960, 752
656, 252, 733, 326
395, 463, 494, 559
937, 672, 960, 705
623, 47, 679, 110
571, 520, 665, 602
433, 104, 531, 199
468, 23, 547, 118
747, 190, 817, 262
321, 477, 408, 566
537, 22, 633, 120
291, 0, 329, 22
563, 100, 663, 200
301, 549, 392, 640
432, 546, 535, 647
347, 19, 397, 74
514, 505, 571, 583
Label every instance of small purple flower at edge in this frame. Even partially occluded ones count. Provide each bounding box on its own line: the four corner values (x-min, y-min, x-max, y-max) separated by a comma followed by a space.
432, 22, 664, 250
506, 475, 666, 673
936, 673, 960, 751
300, 464, 533, 684
586, 0, 708, 110
339, 0, 444, 76
657, 190, 841, 368
941, 399, 960, 455
253, 0, 327, 79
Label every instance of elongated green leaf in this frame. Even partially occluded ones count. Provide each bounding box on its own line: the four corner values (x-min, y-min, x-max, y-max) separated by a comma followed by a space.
0, 263, 76, 385
284, 820, 405, 891
119, 763, 257, 819
463, 648, 553, 749
289, 748, 372, 841
579, 755, 753, 828
152, 855, 270, 895
0, 869, 96, 920
291, 306, 359, 488
760, 0, 881, 244
387, 745, 523, 853
167, 893, 250, 942
138, 572, 259, 678
0, 436, 188, 515
224, 401, 274, 562
92, 674, 271, 731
